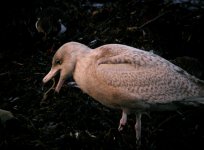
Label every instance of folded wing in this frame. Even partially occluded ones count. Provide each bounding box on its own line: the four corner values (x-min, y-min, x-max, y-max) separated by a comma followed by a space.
94, 45, 201, 105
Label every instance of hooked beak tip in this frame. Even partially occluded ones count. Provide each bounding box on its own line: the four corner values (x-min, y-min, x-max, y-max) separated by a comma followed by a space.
42, 77, 48, 84
42, 79, 46, 84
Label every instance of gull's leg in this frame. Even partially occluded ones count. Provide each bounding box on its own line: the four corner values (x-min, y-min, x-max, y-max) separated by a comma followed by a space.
135, 113, 142, 144
118, 109, 128, 131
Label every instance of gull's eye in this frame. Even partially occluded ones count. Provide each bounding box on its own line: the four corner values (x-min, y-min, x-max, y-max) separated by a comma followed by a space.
55, 59, 62, 65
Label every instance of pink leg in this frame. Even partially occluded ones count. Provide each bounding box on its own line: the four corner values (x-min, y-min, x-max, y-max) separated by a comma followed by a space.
118, 110, 128, 131
135, 113, 142, 144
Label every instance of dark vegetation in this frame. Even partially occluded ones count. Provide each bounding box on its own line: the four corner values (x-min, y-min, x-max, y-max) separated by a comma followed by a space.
1, 0, 204, 149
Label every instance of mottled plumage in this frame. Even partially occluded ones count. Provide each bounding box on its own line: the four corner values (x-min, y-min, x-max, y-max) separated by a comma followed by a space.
43, 42, 204, 143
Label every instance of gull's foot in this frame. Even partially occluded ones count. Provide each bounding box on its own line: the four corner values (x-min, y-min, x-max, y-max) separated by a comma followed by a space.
118, 111, 128, 131
118, 123, 125, 131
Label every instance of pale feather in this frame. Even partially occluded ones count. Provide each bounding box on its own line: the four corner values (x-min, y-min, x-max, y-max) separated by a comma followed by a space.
88, 44, 204, 109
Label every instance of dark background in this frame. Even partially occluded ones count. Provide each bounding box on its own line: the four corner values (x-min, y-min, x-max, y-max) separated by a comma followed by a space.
0, 0, 204, 149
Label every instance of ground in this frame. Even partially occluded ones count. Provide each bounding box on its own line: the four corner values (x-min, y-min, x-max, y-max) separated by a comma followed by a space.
0, 0, 204, 150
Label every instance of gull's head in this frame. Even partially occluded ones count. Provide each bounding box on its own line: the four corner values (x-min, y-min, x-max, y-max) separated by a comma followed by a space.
42, 42, 81, 93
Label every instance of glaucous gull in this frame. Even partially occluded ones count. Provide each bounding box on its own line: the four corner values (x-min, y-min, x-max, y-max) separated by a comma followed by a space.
43, 42, 204, 143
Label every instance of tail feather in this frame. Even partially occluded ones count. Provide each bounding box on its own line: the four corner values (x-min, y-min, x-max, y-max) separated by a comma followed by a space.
149, 97, 204, 111
199, 88, 204, 97
178, 97, 204, 107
